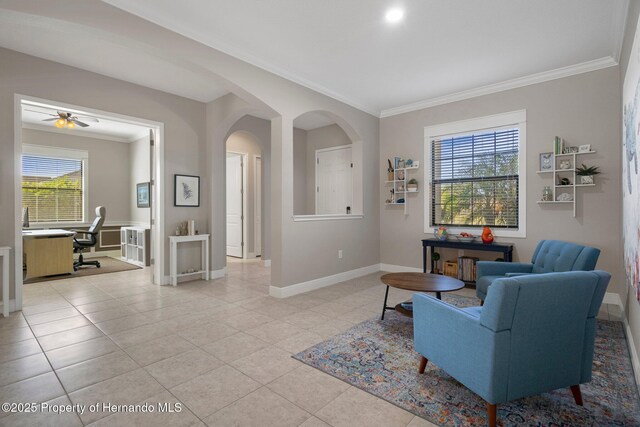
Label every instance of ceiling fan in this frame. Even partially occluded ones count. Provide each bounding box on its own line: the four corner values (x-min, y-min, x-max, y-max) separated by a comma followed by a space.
26, 109, 99, 129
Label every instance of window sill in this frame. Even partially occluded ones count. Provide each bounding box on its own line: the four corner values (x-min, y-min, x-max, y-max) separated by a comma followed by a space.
293, 214, 364, 222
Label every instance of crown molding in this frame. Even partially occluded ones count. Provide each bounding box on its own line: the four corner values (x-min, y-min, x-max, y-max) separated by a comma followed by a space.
380, 56, 619, 118
102, 1, 380, 117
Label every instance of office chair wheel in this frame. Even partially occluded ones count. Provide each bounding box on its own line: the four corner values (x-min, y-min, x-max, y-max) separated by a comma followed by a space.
96, 262, 101, 268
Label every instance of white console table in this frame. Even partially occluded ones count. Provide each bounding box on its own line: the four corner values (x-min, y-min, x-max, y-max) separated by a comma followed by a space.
168, 234, 209, 286
0, 247, 10, 317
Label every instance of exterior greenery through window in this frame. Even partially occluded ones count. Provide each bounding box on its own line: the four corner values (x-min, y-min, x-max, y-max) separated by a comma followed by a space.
430, 127, 519, 228
22, 154, 84, 223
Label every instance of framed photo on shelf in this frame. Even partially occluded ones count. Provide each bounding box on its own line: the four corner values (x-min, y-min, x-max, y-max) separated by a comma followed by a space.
578, 144, 591, 153
174, 174, 200, 207
540, 152, 553, 171
136, 182, 150, 208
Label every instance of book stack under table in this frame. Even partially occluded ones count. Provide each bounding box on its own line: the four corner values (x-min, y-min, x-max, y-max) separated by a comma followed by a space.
458, 256, 478, 284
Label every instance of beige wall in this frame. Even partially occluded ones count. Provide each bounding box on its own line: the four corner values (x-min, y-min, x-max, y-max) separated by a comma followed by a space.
21, 128, 132, 224
226, 131, 262, 256
305, 124, 352, 213
0, 47, 208, 294
130, 134, 151, 225
380, 67, 623, 297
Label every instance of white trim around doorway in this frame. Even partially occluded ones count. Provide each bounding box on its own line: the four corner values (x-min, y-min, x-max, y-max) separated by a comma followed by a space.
14, 94, 167, 312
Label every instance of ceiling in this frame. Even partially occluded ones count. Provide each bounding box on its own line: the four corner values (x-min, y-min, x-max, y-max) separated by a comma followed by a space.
22, 102, 151, 142
0, 1, 630, 117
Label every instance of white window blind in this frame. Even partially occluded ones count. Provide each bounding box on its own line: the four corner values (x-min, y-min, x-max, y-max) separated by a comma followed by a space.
22, 154, 84, 223
430, 127, 519, 228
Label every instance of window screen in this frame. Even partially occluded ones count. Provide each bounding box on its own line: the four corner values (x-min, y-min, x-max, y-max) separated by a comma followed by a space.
22, 154, 84, 222
430, 128, 519, 228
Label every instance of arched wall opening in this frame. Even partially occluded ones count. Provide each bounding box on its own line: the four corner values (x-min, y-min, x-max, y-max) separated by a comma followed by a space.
292, 110, 363, 218
225, 129, 265, 261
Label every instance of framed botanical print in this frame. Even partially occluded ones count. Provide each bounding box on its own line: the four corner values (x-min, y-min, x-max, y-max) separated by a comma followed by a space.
539, 152, 553, 171
174, 174, 200, 207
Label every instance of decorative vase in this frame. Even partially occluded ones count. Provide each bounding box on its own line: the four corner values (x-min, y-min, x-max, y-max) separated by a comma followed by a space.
481, 226, 494, 244
580, 175, 594, 184
407, 184, 418, 191
387, 171, 394, 181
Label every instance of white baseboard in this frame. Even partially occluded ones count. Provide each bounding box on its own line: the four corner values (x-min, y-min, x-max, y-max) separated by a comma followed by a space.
603, 292, 623, 307
210, 268, 226, 279
622, 312, 640, 389
263, 259, 271, 267
247, 252, 255, 259
602, 291, 640, 389
161, 267, 226, 286
0, 299, 17, 316
379, 263, 422, 273
269, 264, 379, 298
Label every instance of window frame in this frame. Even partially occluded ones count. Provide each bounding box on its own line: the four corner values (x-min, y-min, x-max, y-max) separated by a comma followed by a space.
424, 110, 526, 238
22, 144, 89, 225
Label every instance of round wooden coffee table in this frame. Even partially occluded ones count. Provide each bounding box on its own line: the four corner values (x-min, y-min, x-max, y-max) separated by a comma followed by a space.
380, 272, 464, 320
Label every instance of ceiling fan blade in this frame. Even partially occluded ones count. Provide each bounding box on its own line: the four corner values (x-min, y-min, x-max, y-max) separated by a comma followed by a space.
42, 118, 59, 121
25, 109, 57, 116
71, 119, 90, 127
76, 116, 99, 123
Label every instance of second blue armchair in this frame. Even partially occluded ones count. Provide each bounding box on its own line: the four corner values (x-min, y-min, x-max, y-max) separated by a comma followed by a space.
476, 240, 600, 302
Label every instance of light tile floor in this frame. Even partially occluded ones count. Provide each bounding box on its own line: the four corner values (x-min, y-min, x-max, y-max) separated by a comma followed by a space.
0, 258, 619, 426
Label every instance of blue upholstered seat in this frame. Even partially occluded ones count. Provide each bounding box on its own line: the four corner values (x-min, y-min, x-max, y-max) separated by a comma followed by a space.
476, 240, 600, 301
413, 270, 610, 427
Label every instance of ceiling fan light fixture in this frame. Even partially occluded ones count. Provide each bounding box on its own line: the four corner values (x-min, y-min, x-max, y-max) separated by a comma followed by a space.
54, 118, 66, 128
66, 121, 75, 129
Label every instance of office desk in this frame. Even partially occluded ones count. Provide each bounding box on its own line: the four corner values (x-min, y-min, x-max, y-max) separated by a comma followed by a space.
23, 229, 75, 279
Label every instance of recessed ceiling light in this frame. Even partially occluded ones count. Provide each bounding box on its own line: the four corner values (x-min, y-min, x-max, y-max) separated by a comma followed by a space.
385, 8, 404, 24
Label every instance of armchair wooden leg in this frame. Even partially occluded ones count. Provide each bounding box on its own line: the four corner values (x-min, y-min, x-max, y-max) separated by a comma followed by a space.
570, 385, 583, 406
487, 403, 496, 427
418, 356, 428, 374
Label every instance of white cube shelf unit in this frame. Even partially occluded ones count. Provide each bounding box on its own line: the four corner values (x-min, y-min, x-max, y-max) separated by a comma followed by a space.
536, 148, 598, 217
120, 227, 150, 267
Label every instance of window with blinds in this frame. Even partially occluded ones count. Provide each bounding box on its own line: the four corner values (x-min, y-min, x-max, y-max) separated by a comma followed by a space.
22, 154, 85, 223
430, 127, 519, 228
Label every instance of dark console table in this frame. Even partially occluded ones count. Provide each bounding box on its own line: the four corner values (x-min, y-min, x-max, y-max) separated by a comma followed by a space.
421, 239, 514, 284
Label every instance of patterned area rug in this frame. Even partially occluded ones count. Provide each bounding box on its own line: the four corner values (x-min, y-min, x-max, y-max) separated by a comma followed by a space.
294, 294, 640, 426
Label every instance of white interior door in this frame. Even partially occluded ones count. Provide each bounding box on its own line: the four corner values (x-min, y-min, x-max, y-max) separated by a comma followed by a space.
255, 156, 262, 257
226, 153, 243, 258
316, 146, 353, 214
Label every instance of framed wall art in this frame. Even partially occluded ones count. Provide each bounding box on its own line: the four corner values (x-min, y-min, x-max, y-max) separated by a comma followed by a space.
174, 174, 200, 207
136, 182, 150, 208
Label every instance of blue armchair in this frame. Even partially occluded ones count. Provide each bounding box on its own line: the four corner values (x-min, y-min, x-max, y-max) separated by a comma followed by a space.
476, 240, 600, 302
413, 270, 610, 427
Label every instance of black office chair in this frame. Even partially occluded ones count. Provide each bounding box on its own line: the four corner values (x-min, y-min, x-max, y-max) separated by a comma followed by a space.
71, 206, 106, 271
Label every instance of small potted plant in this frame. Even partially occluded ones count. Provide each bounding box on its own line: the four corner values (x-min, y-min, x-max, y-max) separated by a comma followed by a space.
575, 164, 600, 185
407, 178, 418, 192
432, 252, 441, 274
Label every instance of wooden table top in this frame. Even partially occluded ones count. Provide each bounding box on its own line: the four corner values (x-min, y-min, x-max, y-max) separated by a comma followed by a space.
380, 272, 464, 293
